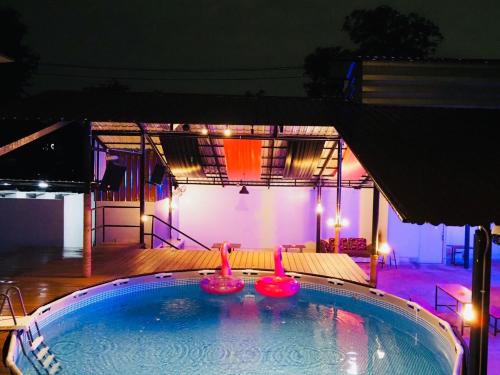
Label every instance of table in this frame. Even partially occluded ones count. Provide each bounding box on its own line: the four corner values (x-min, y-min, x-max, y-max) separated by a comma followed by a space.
435, 283, 471, 334
282, 244, 305, 253
211, 243, 241, 250
446, 244, 466, 266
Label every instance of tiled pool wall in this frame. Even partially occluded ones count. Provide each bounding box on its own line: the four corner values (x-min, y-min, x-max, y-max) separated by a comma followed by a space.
6, 270, 463, 375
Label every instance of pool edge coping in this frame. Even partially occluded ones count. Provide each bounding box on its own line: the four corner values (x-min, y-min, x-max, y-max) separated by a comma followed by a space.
6, 269, 463, 375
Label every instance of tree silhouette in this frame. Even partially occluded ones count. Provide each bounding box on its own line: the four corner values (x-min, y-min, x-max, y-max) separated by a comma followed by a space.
0, 7, 39, 103
303, 47, 353, 98
343, 5, 443, 58
304, 5, 444, 98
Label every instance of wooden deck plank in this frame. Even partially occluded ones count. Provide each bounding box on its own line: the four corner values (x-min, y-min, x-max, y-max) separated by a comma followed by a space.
192, 249, 211, 269
0, 247, 370, 375
318, 254, 340, 278
282, 252, 295, 272
306, 252, 328, 277
337, 254, 367, 283
320, 254, 345, 279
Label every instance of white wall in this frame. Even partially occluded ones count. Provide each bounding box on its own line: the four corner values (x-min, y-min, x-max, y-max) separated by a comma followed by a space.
0, 198, 64, 252
63, 194, 83, 248
176, 185, 374, 249
94, 200, 170, 247
387, 206, 444, 263
177, 185, 315, 249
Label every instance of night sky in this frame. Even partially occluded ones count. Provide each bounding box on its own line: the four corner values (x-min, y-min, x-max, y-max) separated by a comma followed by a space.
5, 0, 499, 96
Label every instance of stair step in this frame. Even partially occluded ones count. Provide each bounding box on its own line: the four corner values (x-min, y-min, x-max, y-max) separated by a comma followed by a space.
36, 346, 49, 360
42, 354, 55, 369
48, 362, 61, 374
30, 336, 44, 351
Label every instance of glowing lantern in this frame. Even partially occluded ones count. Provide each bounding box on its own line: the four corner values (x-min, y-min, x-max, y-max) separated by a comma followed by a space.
462, 303, 475, 323
378, 243, 391, 255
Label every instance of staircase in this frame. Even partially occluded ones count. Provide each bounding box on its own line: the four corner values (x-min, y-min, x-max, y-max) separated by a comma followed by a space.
28, 329, 61, 375
0, 287, 61, 374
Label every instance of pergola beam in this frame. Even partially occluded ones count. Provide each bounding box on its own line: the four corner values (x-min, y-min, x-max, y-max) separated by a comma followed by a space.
317, 140, 339, 182
205, 125, 225, 187
268, 126, 278, 188
137, 123, 177, 186
92, 130, 340, 142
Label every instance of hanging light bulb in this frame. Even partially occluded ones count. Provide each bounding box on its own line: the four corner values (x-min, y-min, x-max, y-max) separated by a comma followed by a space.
315, 203, 323, 214
378, 242, 391, 255
201, 128, 208, 135
224, 126, 232, 137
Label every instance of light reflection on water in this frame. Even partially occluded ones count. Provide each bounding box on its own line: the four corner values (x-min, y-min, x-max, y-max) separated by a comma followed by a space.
17, 284, 452, 375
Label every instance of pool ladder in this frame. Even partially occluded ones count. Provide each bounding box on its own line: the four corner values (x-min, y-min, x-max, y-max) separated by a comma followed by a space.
1, 287, 62, 374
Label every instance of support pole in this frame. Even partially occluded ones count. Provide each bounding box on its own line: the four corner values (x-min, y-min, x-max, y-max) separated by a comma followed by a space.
168, 175, 173, 240
139, 130, 146, 248
464, 224, 470, 269
334, 139, 343, 253
469, 225, 492, 375
83, 192, 92, 277
315, 185, 322, 252
83, 120, 93, 277
369, 188, 380, 287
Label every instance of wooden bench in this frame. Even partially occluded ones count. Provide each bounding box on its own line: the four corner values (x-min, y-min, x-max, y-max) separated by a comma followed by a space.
435, 283, 500, 335
282, 244, 305, 253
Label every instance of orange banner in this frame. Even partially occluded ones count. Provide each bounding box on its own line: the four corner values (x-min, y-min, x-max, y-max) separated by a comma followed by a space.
223, 139, 262, 181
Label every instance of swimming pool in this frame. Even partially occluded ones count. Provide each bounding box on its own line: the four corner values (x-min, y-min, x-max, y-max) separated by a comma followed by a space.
8, 271, 462, 374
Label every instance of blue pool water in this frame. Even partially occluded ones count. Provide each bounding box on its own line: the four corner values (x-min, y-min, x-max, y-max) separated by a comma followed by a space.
17, 282, 453, 374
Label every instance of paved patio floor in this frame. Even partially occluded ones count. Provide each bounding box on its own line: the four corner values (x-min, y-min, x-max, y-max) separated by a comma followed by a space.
360, 257, 500, 374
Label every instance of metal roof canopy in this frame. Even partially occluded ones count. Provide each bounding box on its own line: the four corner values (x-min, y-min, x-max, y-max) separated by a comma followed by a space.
336, 103, 500, 226
0, 91, 371, 189
93, 123, 371, 188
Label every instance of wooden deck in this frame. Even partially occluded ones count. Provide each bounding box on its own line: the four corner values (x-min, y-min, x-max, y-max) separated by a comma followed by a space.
0, 246, 367, 374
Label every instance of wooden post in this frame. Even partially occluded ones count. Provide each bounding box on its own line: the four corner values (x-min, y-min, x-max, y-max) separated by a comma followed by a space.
334, 139, 343, 253
369, 188, 380, 287
469, 226, 492, 375
139, 130, 146, 248
168, 176, 173, 240
315, 185, 322, 252
83, 121, 93, 277
83, 192, 92, 277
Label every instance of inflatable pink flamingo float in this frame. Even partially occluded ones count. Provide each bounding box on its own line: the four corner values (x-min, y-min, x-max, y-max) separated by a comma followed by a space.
255, 245, 300, 298
200, 242, 245, 294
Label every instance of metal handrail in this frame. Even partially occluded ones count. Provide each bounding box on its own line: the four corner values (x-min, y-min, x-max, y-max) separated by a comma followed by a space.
147, 214, 212, 251
145, 231, 179, 250
0, 294, 18, 326
0, 287, 28, 326
91, 205, 211, 250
